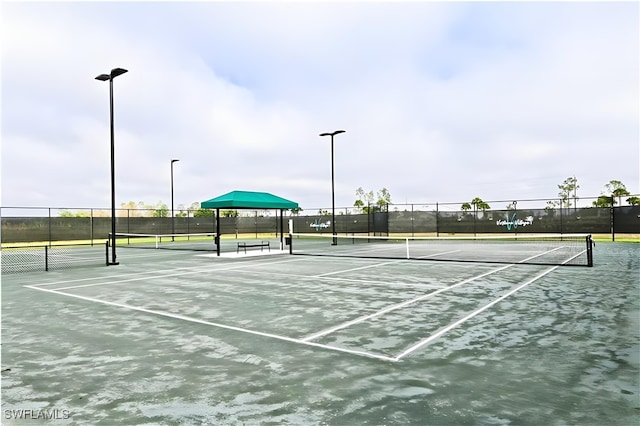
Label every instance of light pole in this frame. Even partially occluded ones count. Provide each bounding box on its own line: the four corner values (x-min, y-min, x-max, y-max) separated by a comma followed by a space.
319, 130, 346, 245
513, 200, 517, 237
171, 159, 180, 240
96, 67, 128, 265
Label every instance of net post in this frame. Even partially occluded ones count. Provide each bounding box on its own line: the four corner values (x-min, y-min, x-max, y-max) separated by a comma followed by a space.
287, 219, 294, 254
45, 245, 49, 272
105, 240, 109, 266
587, 234, 594, 267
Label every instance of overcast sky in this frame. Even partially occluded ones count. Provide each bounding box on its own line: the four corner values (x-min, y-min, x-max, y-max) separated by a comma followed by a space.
1, 1, 638, 212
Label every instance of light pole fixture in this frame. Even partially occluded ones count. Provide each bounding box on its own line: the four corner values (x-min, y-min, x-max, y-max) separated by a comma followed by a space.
171, 159, 180, 240
96, 67, 128, 265
319, 130, 346, 245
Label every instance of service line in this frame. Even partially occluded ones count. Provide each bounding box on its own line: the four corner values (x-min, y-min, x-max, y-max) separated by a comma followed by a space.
301, 247, 564, 343
301, 263, 513, 342
393, 265, 559, 360
32, 257, 306, 291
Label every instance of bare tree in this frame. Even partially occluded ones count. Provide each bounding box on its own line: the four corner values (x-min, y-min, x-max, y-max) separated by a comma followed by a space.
557, 176, 579, 211
604, 180, 630, 206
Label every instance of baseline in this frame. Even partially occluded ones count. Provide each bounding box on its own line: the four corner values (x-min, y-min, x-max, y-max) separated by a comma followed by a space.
25, 284, 398, 363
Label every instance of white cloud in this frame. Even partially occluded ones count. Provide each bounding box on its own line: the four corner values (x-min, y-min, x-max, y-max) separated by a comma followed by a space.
1, 1, 638, 212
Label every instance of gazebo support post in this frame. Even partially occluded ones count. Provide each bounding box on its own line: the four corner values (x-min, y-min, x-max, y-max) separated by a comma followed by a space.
216, 208, 220, 256
279, 209, 284, 250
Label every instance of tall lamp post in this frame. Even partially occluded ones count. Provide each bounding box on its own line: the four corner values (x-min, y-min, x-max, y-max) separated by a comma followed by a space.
96, 67, 128, 266
513, 200, 517, 237
171, 159, 180, 240
319, 130, 346, 245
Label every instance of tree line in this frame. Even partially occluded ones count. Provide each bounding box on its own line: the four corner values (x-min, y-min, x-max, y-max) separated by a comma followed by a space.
349, 178, 637, 216
58, 177, 637, 218
60, 201, 230, 218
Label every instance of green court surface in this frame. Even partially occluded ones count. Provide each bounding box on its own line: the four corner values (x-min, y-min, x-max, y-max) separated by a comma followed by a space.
1, 241, 638, 425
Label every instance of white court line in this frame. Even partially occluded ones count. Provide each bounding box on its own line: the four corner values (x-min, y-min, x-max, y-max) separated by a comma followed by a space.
23, 246, 577, 362
326, 245, 461, 260
301, 247, 565, 342
29, 265, 211, 287
29, 257, 306, 290
52, 269, 226, 291
313, 249, 463, 278
314, 259, 404, 277
223, 268, 446, 290
40, 248, 465, 291
302, 264, 513, 342
416, 249, 462, 259
393, 265, 559, 360
51, 257, 306, 291
24, 284, 398, 363
563, 249, 587, 265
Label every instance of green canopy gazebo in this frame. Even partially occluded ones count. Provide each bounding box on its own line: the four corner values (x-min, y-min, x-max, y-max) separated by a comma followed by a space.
201, 190, 299, 256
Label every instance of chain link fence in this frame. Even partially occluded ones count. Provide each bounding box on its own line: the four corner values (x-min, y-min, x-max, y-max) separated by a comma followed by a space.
1, 196, 638, 247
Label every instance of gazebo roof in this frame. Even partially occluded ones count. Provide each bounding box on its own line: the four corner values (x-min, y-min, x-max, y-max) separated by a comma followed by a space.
201, 190, 299, 210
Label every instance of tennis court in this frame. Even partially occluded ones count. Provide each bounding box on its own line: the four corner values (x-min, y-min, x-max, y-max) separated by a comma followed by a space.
1, 239, 638, 424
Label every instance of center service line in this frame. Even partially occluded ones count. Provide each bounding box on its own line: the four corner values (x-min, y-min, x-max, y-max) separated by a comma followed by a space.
301, 263, 514, 342
313, 249, 462, 278
301, 247, 564, 343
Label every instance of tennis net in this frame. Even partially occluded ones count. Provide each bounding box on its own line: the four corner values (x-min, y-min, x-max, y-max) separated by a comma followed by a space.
1, 242, 109, 273
288, 233, 594, 267
110, 232, 218, 252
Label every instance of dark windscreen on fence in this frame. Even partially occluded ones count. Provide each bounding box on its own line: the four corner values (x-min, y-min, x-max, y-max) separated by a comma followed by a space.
1, 204, 638, 246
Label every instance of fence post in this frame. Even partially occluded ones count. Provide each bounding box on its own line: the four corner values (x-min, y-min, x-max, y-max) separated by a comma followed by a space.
611, 195, 615, 242
473, 206, 477, 237
436, 202, 439, 237
344, 207, 348, 235
411, 204, 414, 237
48, 208, 52, 247
90, 208, 94, 246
